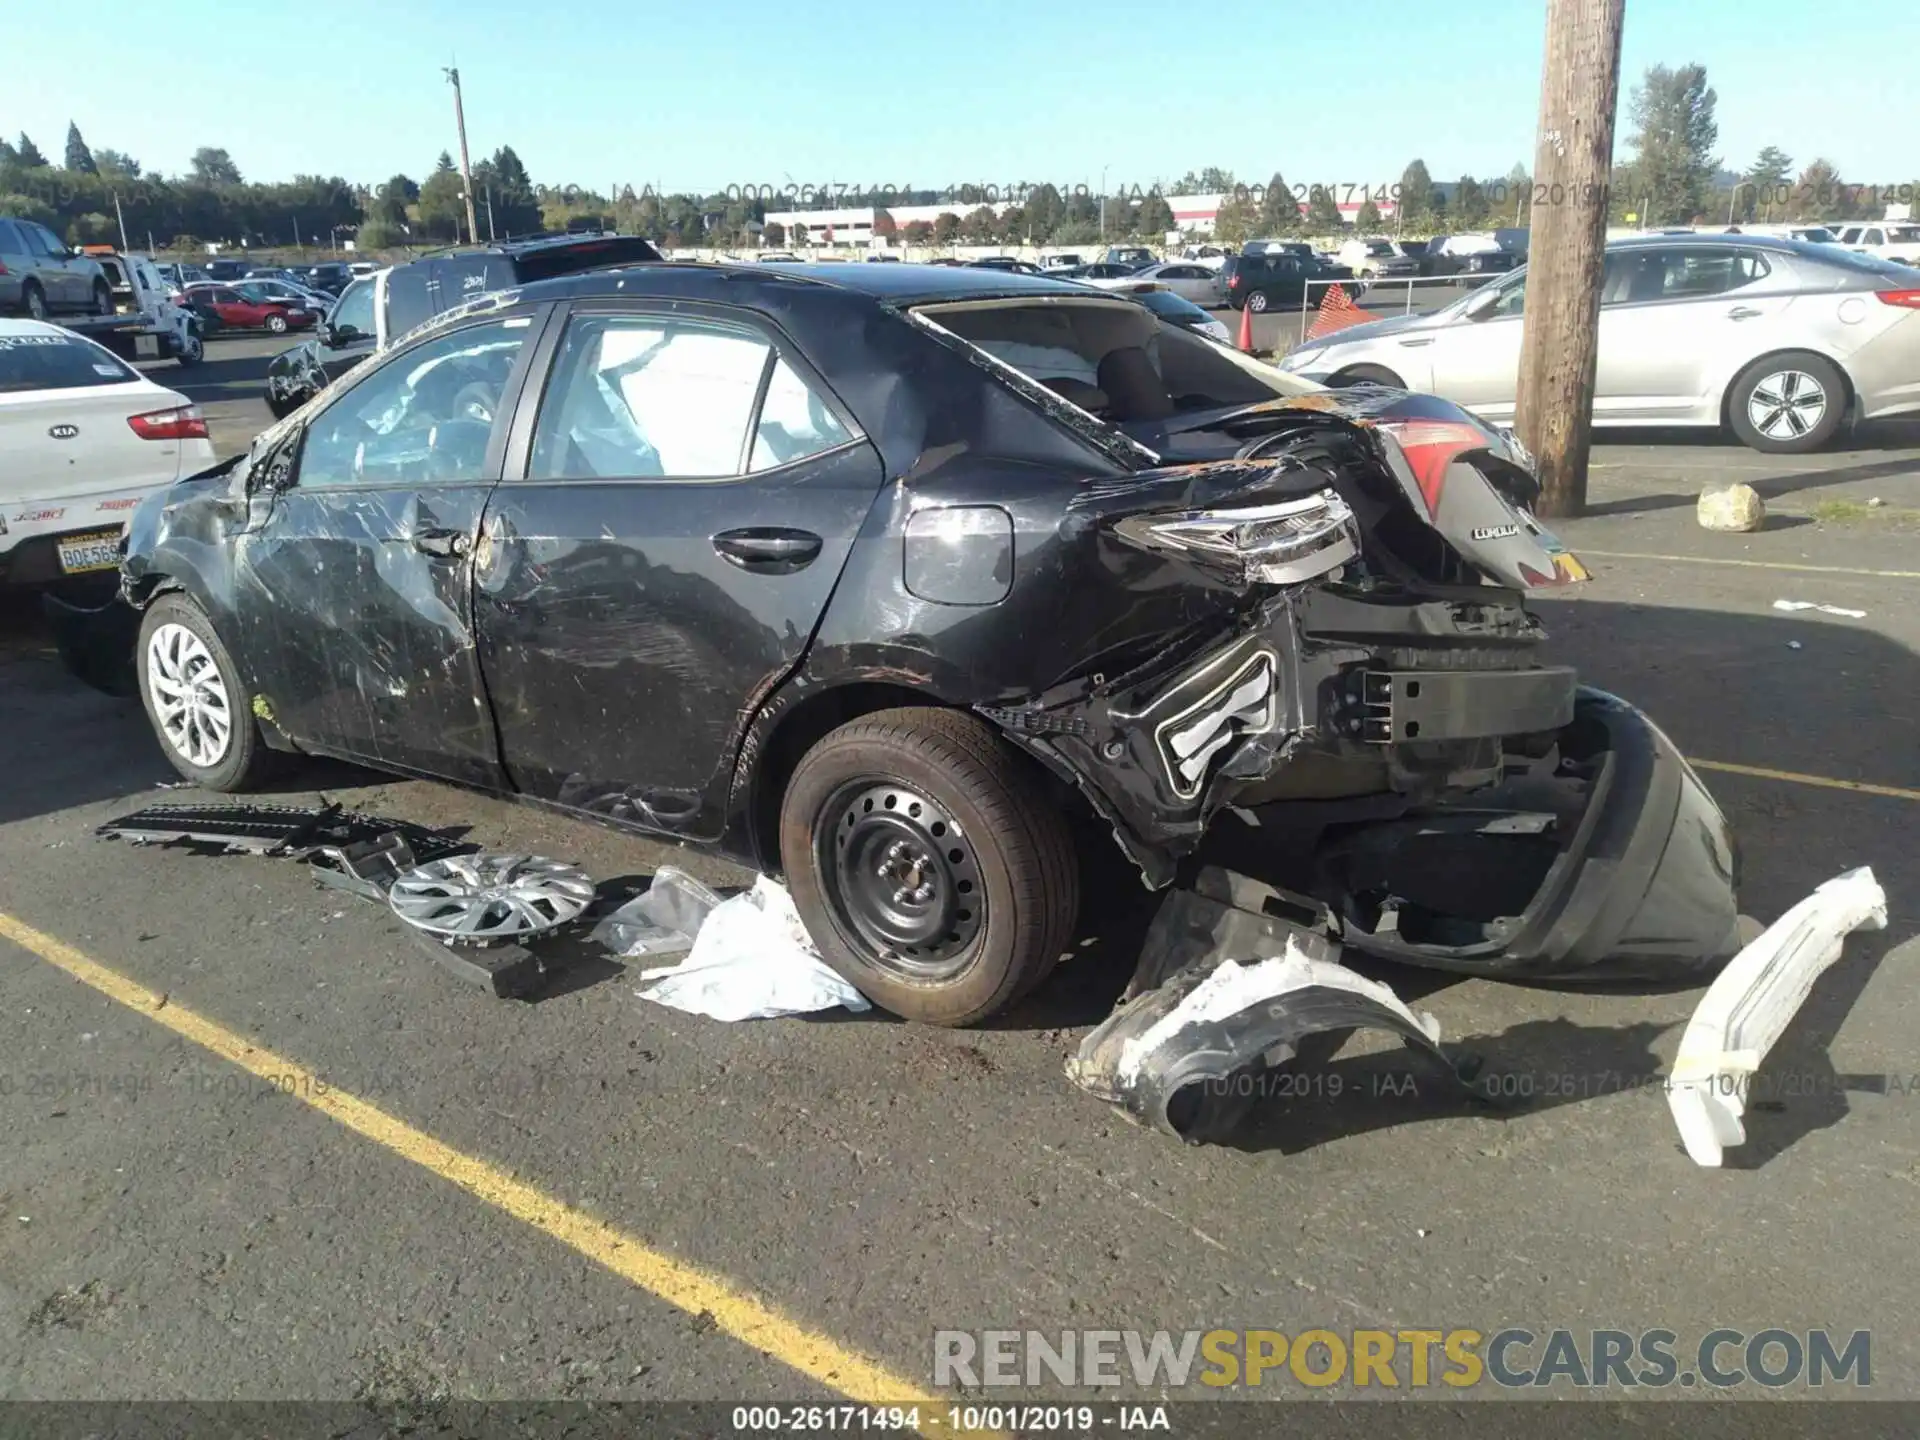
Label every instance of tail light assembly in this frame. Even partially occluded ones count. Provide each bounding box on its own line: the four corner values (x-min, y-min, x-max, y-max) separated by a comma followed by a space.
1876, 289, 1920, 309
128, 405, 209, 441
1113, 491, 1360, 587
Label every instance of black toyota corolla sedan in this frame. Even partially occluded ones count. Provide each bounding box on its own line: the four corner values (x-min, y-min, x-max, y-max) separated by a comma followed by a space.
112, 262, 1741, 1024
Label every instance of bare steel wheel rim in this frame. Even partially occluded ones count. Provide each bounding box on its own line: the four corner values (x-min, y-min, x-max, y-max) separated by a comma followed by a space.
145, 622, 234, 769
818, 780, 983, 982
1748, 369, 1826, 440
388, 854, 596, 945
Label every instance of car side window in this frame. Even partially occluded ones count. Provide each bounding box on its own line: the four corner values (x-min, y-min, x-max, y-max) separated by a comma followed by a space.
750, 358, 854, 472
1485, 274, 1526, 318
529, 313, 774, 480
329, 278, 377, 339
28, 224, 64, 257
295, 317, 530, 489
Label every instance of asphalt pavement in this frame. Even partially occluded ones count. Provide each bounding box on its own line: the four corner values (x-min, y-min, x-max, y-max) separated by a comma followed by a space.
3, 338, 1919, 1416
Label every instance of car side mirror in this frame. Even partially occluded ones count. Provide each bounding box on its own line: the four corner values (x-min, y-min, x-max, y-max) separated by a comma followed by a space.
1463, 289, 1503, 320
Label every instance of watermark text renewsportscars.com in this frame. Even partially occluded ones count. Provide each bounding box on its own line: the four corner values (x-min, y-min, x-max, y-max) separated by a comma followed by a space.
934, 1327, 1871, 1391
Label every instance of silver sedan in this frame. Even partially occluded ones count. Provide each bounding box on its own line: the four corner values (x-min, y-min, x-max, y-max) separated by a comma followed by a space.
1097, 261, 1223, 306
1277, 234, 1920, 452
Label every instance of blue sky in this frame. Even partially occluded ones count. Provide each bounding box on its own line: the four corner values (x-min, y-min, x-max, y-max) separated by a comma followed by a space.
8, 0, 1913, 193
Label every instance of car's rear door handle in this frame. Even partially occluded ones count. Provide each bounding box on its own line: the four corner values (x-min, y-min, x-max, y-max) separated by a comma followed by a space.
1728, 305, 1763, 320
713, 527, 823, 572
410, 526, 469, 558
1398, 337, 1434, 347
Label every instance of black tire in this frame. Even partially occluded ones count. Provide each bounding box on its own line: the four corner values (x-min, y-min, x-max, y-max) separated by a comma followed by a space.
22, 282, 48, 321
92, 281, 114, 316
1247, 290, 1270, 313
135, 594, 280, 791
264, 389, 297, 420
174, 329, 204, 367
780, 707, 1079, 1027
1727, 351, 1847, 454
1328, 363, 1406, 389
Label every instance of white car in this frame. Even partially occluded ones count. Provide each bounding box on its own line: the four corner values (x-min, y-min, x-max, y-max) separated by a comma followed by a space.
1832, 222, 1920, 267
0, 319, 215, 587
1120, 261, 1224, 305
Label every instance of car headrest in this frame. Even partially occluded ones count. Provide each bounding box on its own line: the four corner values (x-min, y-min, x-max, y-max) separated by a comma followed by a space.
1096, 346, 1175, 422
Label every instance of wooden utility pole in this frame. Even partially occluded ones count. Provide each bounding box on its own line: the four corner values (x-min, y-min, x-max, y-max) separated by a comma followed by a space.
1512, 0, 1625, 518
444, 66, 481, 247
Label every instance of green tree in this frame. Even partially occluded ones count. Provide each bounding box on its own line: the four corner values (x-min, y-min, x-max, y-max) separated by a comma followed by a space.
872, 208, 897, 240
1624, 63, 1719, 225
92, 148, 140, 178
1453, 176, 1490, 229
417, 152, 467, 241
960, 205, 999, 244
190, 146, 243, 187
1023, 183, 1064, 241
1741, 145, 1793, 220
0, 137, 15, 165
64, 123, 97, 174
0, 192, 58, 226
1355, 198, 1383, 231
16, 133, 49, 168
1137, 190, 1175, 237
354, 220, 405, 251
375, 174, 418, 228
1398, 160, 1435, 225
1212, 190, 1259, 246
1305, 185, 1344, 233
1503, 163, 1531, 226
931, 211, 961, 245
762, 221, 786, 247
483, 145, 541, 235
1256, 171, 1298, 235
902, 219, 933, 245
1792, 159, 1850, 221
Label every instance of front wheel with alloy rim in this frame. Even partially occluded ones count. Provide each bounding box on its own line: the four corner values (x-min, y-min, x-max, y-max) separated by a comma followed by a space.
1728, 351, 1847, 454
136, 595, 280, 790
780, 707, 1079, 1027
1246, 290, 1270, 313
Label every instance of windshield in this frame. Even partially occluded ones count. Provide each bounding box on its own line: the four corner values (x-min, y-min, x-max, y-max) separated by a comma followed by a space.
0, 330, 138, 392
913, 297, 1317, 430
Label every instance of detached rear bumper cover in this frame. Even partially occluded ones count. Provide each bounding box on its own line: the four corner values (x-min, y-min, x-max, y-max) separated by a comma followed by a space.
1667, 867, 1887, 1167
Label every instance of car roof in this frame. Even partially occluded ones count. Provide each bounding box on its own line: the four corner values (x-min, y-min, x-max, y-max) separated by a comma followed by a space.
1606, 232, 1819, 256
0, 317, 70, 338
508, 260, 1109, 310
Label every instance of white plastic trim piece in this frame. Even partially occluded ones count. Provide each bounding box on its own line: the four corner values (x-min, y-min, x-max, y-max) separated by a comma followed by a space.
1114, 940, 1441, 1085
1666, 867, 1887, 1167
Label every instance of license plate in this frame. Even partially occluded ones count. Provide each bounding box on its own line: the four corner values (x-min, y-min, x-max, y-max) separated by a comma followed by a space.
135, 333, 159, 358
57, 529, 123, 574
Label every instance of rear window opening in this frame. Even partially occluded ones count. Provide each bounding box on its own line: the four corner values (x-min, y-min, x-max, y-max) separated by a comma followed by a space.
0, 333, 138, 393
913, 297, 1315, 427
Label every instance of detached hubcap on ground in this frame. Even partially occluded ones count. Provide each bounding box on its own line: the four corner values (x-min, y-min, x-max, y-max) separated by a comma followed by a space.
1749, 370, 1826, 440
820, 781, 982, 980
146, 623, 233, 768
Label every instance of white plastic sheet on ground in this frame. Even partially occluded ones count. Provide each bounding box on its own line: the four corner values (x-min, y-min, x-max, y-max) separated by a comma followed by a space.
1666, 866, 1887, 1167
634, 875, 871, 1021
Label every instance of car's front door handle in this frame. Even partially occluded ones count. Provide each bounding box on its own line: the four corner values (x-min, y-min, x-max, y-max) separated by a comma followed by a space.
1728, 305, 1763, 320
713, 527, 823, 572
410, 526, 470, 559
1398, 336, 1434, 347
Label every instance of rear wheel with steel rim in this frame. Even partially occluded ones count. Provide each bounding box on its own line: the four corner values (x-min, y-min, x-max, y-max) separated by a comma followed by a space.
1728, 351, 1846, 454
136, 594, 279, 790
780, 707, 1079, 1027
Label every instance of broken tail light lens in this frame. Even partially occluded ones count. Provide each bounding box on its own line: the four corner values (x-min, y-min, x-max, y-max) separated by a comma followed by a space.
1877, 289, 1920, 309
1114, 490, 1360, 586
127, 405, 209, 441
1374, 418, 1493, 516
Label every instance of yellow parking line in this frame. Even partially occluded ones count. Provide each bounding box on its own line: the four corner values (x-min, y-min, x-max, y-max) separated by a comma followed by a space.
1688, 759, 1920, 803
0, 911, 956, 1426
1578, 550, 1920, 580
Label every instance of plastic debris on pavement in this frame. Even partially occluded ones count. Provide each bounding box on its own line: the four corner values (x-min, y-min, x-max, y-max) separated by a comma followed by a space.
634, 875, 871, 1021
1667, 867, 1888, 1168
1773, 599, 1867, 619
591, 866, 724, 958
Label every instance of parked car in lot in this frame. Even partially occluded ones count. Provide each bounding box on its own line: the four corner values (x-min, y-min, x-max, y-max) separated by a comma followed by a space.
1832, 222, 1920, 267
0, 218, 115, 319
176, 283, 318, 336
1418, 234, 1525, 279
1040, 253, 1084, 271
1220, 251, 1354, 311
1279, 234, 1920, 453
1338, 238, 1421, 280
1119, 261, 1223, 305
263, 231, 666, 417
1099, 246, 1156, 270
105, 261, 1740, 1027
155, 262, 209, 289
303, 262, 354, 295
0, 320, 213, 589
234, 278, 334, 319
1127, 285, 1232, 341
966, 257, 1044, 275
202, 259, 251, 283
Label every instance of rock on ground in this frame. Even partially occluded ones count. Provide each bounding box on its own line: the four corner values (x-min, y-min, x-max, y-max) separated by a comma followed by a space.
1698, 483, 1767, 533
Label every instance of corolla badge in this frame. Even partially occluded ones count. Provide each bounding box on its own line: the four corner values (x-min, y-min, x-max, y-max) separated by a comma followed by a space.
48, 423, 79, 440
1471, 524, 1521, 540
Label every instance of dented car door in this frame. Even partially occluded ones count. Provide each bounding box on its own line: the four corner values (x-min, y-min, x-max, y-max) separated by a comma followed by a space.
473, 302, 887, 839
234, 312, 544, 781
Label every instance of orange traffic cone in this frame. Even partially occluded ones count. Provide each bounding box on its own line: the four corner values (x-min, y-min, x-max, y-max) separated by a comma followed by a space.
1237, 300, 1255, 353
